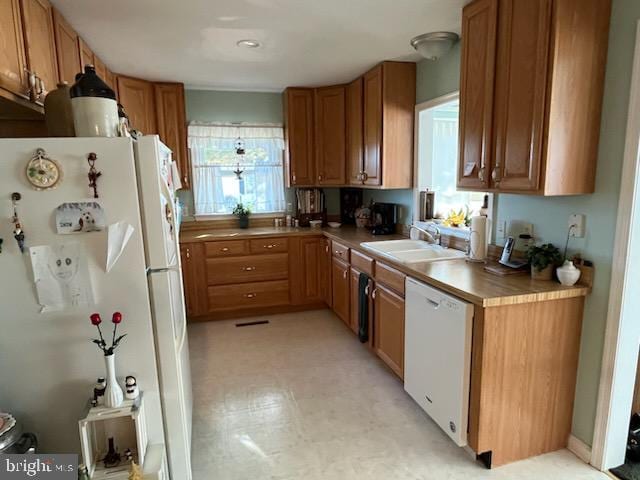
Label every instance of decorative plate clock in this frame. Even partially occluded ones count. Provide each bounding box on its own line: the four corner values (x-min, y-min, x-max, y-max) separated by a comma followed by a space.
26, 148, 63, 190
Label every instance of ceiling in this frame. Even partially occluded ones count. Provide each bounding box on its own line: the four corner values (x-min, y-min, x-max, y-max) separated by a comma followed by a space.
51, 0, 469, 92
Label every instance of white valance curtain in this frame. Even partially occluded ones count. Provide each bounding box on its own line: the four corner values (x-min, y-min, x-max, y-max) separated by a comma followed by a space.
188, 123, 286, 215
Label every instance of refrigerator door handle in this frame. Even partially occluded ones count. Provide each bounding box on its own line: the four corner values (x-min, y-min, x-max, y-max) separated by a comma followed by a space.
147, 265, 180, 275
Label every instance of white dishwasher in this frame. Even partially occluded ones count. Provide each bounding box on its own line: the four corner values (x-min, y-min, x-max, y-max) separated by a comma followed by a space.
404, 277, 473, 446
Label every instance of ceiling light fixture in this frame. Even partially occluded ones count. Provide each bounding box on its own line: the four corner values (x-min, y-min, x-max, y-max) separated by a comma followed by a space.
236, 39, 261, 49
410, 32, 459, 61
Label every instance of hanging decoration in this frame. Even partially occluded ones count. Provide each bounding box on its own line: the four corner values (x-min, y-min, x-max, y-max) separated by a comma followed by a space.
25, 148, 63, 191
11, 192, 25, 253
234, 137, 245, 180
87, 152, 102, 199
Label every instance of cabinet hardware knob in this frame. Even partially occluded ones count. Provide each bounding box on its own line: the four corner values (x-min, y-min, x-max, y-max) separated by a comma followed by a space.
242, 266, 256, 271
221, 247, 229, 252
292, 174, 297, 183
343, 270, 348, 279
478, 166, 486, 182
264, 244, 275, 249
325, 245, 329, 253
362, 171, 368, 182
372, 288, 378, 299
318, 174, 323, 181
186, 249, 191, 259
244, 293, 256, 299
491, 165, 502, 183
364, 285, 369, 295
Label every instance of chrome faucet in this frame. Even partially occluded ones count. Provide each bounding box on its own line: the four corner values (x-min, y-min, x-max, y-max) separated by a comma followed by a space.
410, 224, 441, 245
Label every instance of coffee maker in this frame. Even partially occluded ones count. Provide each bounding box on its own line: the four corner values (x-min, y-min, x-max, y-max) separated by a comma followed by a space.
370, 202, 398, 235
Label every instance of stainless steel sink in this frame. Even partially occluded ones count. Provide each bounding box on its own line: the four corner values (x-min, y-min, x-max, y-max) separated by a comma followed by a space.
360, 240, 466, 265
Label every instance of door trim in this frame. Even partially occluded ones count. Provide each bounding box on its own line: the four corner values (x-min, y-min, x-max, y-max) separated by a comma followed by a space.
591, 20, 640, 471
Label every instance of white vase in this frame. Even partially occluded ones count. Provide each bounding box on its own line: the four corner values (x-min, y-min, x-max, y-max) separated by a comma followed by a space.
103, 353, 123, 408
72, 97, 119, 137
556, 260, 582, 286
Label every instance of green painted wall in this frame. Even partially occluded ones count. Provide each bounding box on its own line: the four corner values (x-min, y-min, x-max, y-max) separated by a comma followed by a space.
185, 90, 284, 124
413, 0, 640, 446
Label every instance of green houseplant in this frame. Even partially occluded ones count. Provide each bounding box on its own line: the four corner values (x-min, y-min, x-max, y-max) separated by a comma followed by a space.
526, 243, 562, 281
233, 203, 251, 229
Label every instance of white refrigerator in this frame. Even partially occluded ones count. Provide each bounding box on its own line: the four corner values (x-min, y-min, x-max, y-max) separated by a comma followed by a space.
0, 136, 192, 480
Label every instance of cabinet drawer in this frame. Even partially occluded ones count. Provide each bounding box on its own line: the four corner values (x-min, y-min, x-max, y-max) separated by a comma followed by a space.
332, 241, 350, 262
208, 280, 290, 311
205, 240, 248, 257
249, 237, 289, 254
375, 261, 406, 296
207, 253, 289, 285
350, 250, 374, 276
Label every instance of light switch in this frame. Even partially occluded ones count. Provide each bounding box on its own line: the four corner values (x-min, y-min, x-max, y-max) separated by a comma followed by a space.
568, 214, 585, 238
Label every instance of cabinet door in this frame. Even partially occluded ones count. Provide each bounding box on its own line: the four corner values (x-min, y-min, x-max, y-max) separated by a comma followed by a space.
284, 88, 315, 186
492, 0, 551, 192
77, 37, 94, 69
373, 284, 405, 379
21, 0, 58, 96
0, 0, 28, 97
363, 65, 382, 186
52, 8, 80, 85
299, 237, 323, 304
104, 69, 117, 92
154, 82, 189, 188
457, 0, 498, 190
315, 85, 346, 185
320, 238, 332, 307
117, 75, 157, 134
346, 77, 364, 185
331, 257, 350, 325
93, 55, 107, 81
180, 243, 207, 318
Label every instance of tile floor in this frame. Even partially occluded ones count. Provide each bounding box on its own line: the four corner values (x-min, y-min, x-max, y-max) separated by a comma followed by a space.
189, 309, 609, 480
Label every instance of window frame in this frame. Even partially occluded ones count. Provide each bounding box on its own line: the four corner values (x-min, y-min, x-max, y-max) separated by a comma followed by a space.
413, 91, 494, 239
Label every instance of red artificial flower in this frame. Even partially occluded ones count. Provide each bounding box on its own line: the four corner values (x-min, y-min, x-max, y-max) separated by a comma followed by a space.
112, 312, 123, 324
90, 313, 102, 326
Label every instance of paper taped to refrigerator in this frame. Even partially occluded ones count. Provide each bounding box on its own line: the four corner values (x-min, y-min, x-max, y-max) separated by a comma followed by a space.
29, 243, 94, 312
106, 222, 135, 272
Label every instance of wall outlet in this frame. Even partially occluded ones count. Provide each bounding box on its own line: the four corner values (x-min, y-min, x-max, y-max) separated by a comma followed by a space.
568, 214, 585, 237
497, 220, 507, 239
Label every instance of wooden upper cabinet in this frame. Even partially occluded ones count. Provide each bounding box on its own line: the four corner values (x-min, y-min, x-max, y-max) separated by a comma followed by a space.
154, 82, 189, 188
104, 69, 117, 92
0, 0, 28, 98
77, 37, 94, 69
347, 76, 364, 185
284, 87, 315, 186
373, 283, 405, 379
458, 0, 611, 195
52, 9, 80, 85
363, 65, 382, 186
363, 61, 416, 188
20, 0, 58, 97
314, 85, 346, 185
492, 0, 551, 191
458, 0, 497, 190
117, 75, 157, 134
93, 55, 107, 81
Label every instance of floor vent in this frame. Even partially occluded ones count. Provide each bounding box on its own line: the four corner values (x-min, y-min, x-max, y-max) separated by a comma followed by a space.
235, 320, 269, 328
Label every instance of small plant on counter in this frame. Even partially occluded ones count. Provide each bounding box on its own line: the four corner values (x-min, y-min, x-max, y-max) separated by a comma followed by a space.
233, 203, 251, 229
526, 243, 562, 280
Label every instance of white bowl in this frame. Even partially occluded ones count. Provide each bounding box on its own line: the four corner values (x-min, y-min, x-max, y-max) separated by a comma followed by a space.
327, 222, 342, 228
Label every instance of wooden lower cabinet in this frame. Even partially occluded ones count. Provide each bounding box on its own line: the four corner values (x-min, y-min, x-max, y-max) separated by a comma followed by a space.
180, 243, 207, 318
320, 237, 332, 307
373, 283, 405, 379
208, 280, 289, 311
290, 236, 323, 305
331, 257, 350, 326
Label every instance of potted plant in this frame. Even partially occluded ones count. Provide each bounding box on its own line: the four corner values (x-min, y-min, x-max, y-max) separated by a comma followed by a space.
526, 243, 562, 281
233, 203, 251, 229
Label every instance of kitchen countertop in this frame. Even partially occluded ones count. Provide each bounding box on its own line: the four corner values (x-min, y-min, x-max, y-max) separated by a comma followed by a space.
179, 225, 590, 308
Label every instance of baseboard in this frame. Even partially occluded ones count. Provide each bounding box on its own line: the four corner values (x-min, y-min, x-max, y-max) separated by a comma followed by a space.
568, 434, 592, 464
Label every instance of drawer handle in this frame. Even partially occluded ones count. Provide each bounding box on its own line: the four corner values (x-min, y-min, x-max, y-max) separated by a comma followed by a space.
242, 266, 256, 272
325, 245, 329, 253
335, 250, 342, 256
220, 247, 230, 252
372, 288, 377, 300
343, 270, 348, 279
264, 244, 276, 249
244, 293, 257, 299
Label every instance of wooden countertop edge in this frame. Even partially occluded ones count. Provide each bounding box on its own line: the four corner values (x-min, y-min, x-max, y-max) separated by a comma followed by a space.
180, 226, 589, 307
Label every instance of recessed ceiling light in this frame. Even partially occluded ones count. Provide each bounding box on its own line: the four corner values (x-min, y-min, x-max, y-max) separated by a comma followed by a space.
236, 39, 261, 49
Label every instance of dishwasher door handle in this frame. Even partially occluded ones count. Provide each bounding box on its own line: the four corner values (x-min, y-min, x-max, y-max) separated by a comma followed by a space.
426, 298, 440, 309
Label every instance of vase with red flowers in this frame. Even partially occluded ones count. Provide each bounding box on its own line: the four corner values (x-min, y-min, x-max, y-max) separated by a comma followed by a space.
90, 312, 126, 408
